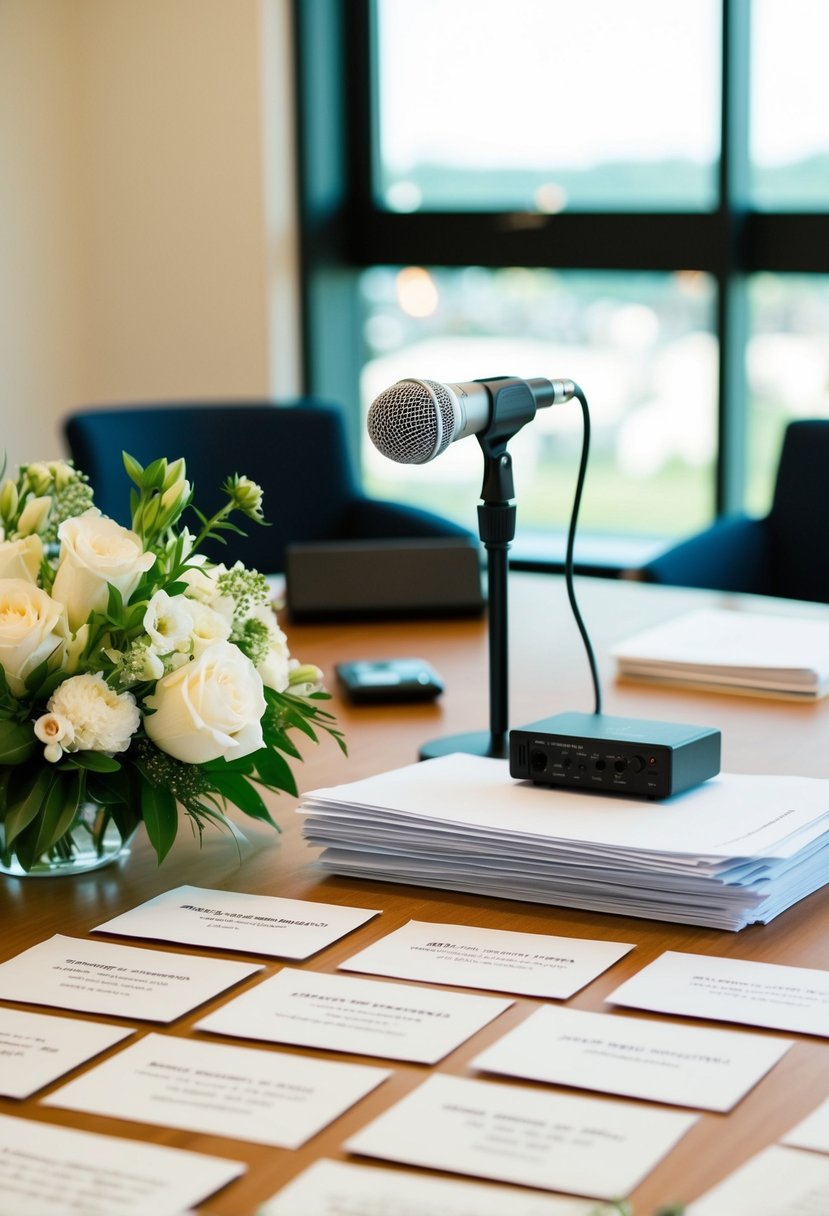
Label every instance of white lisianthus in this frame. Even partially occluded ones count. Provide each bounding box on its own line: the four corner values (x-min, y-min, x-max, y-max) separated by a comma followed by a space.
180, 597, 232, 657
23, 462, 52, 495
180, 562, 234, 619
143, 590, 194, 656
33, 711, 75, 763
254, 608, 291, 692
144, 639, 266, 764
0, 535, 43, 582
0, 578, 66, 696
52, 509, 155, 630
288, 662, 324, 697
48, 673, 140, 754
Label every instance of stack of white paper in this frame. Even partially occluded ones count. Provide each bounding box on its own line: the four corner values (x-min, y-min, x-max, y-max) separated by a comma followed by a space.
300, 754, 829, 931
611, 608, 829, 699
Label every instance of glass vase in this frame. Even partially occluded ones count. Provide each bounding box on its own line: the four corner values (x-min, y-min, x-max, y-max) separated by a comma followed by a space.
0, 801, 137, 878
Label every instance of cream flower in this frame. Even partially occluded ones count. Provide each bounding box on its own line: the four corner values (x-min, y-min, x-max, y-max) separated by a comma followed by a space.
180, 597, 232, 657
52, 509, 155, 631
0, 578, 66, 696
253, 608, 291, 692
144, 639, 266, 764
0, 535, 43, 582
16, 495, 51, 538
143, 590, 194, 656
33, 711, 75, 763
48, 673, 139, 754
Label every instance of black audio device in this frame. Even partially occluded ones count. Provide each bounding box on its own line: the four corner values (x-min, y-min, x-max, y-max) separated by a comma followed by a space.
509, 711, 721, 799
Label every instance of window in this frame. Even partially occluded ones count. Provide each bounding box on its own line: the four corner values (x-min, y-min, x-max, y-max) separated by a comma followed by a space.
295, 0, 829, 558
374, 0, 720, 214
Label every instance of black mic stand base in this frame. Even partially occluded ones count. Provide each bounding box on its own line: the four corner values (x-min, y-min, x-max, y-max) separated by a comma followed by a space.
419, 730, 509, 761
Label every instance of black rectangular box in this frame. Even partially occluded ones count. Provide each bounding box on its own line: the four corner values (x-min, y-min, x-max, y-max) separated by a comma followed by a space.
510, 711, 721, 799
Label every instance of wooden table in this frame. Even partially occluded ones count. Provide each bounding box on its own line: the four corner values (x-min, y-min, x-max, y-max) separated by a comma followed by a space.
3, 574, 829, 1214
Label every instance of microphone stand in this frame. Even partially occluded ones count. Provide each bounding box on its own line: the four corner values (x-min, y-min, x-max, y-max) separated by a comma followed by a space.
420, 379, 535, 761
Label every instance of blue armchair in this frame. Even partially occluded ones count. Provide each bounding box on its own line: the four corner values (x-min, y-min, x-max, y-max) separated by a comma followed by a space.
64, 400, 471, 574
637, 420, 829, 604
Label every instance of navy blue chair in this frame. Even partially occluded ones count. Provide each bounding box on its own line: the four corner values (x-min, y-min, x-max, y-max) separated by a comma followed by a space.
64, 401, 470, 574
637, 419, 829, 603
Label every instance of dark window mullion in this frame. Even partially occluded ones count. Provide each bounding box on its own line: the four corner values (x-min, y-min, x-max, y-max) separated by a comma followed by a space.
715, 0, 751, 516
351, 210, 730, 273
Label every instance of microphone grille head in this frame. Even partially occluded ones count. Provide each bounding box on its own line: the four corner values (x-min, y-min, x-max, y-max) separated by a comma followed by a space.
367, 378, 457, 464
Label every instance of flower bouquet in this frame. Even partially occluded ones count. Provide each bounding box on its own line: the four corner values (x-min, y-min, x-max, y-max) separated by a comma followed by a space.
0, 455, 344, 876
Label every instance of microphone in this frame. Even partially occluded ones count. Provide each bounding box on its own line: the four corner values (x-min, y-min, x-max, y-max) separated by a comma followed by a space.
367, 375, 577, 464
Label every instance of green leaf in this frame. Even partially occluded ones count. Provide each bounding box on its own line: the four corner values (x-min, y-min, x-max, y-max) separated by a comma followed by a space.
122, 451, 144, 485
141, 457, 167, 489
14, 770, 84, 869
3, 765, 55, 848
140, 780, 178, 863
105, 582, 125, 623
250, 746, 297, 796
65, 751, 122, 772
87, 767, 131, 805
110, 801, 142, 842
0, 718, 35, 765
210, 771, 276, 825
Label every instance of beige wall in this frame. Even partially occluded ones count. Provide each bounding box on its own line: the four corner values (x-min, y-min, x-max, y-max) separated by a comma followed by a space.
0, 0, 300, 471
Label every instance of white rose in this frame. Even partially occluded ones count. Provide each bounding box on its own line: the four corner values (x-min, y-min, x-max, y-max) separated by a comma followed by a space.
0, 535, 43, 582
52, 509, 155, 630
144, 639, 266, 764
0, 579, 66, 696
48, 672, 139, 753
33, 711, 75, 763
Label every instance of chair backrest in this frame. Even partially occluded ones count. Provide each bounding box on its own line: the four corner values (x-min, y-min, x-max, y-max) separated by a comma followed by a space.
767, 418, 829, 602
64, 401, 359, 573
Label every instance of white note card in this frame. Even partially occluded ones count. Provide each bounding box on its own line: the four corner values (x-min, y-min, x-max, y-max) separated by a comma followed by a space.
0, 934, 261, 1022
472, 1005, 791, 1112
607, 950, 829, 1037
44, 1032, 390, 1149
196, 966, 512, 1064
0, 1111, 244, 1216
93, 884, 379, 959
339, 919, 634, 998
345, 1073, 697, 1201
685, 1145, 829, 1216
783, 1095, 829, 1154
0, 1006, 133, 1099
260, 1158, 596, 1216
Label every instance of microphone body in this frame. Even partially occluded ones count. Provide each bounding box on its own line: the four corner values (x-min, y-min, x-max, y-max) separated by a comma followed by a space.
367, 375, 576, 464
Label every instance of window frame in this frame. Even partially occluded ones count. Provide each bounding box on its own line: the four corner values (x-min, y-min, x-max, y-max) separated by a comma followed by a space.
293, 0, 829, 526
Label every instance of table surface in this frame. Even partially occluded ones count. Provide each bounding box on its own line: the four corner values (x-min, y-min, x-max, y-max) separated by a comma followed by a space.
3, 573, 829, 1214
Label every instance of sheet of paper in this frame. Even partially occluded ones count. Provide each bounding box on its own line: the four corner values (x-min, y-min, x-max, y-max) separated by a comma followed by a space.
0, 1006, 133, 1098
339, 919, 633, 999
44, 1031, 390, 1149
302, 754, 829, 861
783, 1095, 829, 1154
607, 950, 829, 1037
0, 934, 261, 1022
344, 1072, 697, 1201
259, 1158, 595, 1216
685, 1145, 829, 1216
472, 1005, 791, 1112
93, 884, 379, 959
196, 966, 512, 1064
0, 1111, 244, 1216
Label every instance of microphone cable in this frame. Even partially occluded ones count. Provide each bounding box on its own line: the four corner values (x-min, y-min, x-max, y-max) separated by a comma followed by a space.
562, 384, 602, 716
